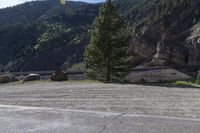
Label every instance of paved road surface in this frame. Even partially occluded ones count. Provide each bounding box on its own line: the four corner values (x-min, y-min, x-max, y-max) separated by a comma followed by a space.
0, 82, 200, 132
0, 105, 200, 133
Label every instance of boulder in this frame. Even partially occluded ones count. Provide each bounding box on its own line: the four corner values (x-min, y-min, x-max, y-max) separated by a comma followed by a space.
23, 74, 40, 81
50, 70, 68, 81
0, 74, 17, 83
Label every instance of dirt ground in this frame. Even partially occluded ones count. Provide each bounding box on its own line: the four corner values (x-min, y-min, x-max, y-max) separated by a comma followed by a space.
0, 82, 200, 118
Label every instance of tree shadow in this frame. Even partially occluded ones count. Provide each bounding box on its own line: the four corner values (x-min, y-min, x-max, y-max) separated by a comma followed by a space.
138, 83, 200, 89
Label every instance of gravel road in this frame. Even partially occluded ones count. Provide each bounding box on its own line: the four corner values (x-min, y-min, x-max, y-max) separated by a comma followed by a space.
0, 82, 200, 118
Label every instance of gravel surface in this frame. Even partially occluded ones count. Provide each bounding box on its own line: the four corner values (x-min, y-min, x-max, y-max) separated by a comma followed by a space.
0, 82, 200, 119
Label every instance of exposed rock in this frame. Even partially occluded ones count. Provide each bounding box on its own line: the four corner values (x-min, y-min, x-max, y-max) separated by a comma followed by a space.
128, 0, 200, 75
131, 16, 200, 73
145, 40, 170, 67
131, 23, 156, 63
0, 74, 17, 83
23, 74, 40, 82
50, 70, 68, 81
197, 70, 200, 80
186, 22, 200, 70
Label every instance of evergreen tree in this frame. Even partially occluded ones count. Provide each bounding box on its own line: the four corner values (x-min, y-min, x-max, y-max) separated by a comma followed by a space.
85, 0, 133, 82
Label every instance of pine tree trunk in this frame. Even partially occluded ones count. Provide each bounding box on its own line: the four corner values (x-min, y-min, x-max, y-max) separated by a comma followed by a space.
106, 47, 111, 83
107, 59, 110, 82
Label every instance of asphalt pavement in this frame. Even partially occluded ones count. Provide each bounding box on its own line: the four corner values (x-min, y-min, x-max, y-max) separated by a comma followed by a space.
0, 82, 200, 133
0, 105, 200, 133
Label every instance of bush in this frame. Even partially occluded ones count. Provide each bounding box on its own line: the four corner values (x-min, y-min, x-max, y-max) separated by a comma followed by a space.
175, 80, 200, 86
175, 81, 192, 85
195, 80, 200, 85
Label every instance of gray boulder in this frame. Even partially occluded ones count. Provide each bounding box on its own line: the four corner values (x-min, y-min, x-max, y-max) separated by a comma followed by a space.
23, 74, 40, 82
0, 74, 17, 83
50, 70, 68, 81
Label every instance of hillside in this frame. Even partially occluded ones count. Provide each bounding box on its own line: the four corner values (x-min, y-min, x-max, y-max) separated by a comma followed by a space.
0, 0, 199, 74
0, 0, 100, 71
122, 0, 200, 75
116, 0, 191, 25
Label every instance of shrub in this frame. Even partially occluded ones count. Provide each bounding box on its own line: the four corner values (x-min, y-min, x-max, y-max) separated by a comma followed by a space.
195, 80, 200, 85
175, 81, 192, 85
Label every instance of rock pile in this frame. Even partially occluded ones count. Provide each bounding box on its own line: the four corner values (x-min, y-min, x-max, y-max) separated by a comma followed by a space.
50, 70, 68, 81
0, 74, 17, 83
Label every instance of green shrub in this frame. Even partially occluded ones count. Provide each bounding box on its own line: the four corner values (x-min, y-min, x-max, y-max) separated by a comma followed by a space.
175, 80, 200, 86
175, 81, 192, 85
195, 80, 200, 85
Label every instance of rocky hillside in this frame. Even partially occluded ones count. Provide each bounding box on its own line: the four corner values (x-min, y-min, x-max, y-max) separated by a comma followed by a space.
117, 0, 200, 75
0, 0, 199, 75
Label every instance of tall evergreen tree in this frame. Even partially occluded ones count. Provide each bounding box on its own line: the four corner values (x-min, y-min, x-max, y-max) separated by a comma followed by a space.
85, 0, 133, 82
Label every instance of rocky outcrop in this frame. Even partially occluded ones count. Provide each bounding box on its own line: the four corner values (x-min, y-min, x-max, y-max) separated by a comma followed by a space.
197, 70, 200, 80
131, 1, 200, 74
186, 22, 200, 69
50, 70, 68, 81
0, 74, 17, 83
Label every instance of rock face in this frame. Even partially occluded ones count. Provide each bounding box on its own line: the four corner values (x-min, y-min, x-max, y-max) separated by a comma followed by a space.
131, 1, 200, 74
187, 22, 200, 69
197, 70, 200, 80
50, 70, 68, 81
0, 74, 17, 83
23, 74, 40, 82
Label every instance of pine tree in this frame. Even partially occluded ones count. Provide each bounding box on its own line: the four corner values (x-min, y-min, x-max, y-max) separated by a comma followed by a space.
84, 0, 133, 82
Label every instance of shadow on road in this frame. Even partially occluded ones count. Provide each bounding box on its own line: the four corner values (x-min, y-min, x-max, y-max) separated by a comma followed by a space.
136, 83, 200, 89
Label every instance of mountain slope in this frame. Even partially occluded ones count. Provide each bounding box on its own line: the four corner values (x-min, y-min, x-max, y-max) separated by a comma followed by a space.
0, 0, 100, 71
116, 0, 191, 25
0, 0, 199, 74
116, 0, 200, 74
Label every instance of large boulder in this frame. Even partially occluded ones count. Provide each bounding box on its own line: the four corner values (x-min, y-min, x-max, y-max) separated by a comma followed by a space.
50, 70, 68, 81
0, 74, 17, 83
23, 74, 40, 82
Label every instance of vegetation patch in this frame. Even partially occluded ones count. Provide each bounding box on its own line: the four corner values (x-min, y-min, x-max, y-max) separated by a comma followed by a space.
174, 80, 200, 86
195, 80, 200, 85
70, 62, 85, 71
